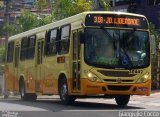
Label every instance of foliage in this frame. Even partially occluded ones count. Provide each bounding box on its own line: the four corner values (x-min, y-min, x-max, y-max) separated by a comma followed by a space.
2, 11, 54, 36
149, 22, 157, 35
149, 22, 160, 46
2, 23, 20, 36
99, 0, 110, 11
1, 0, 111, 36
35, 0, 50, 13
149, 22, 160, 89
18, 11, 39, 32
53, 0, 111, 20
53, 0, 92, 20
0, 47, 5, 62
42, 14, 54, 24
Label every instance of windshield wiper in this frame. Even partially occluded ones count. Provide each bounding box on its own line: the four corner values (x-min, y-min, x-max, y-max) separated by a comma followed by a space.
100, 27, 114, 42
126, 28, 136, 43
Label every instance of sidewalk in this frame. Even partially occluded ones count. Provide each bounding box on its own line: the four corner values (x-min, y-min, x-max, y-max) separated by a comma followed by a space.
0, 75, 4, 96
151, 89, 160, 94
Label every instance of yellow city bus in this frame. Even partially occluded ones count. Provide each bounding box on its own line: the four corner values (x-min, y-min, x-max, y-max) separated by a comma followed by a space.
5, 11, 151, 106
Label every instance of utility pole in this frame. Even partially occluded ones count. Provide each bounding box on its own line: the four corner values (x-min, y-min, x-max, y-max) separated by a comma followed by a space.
4, 0, 10, 56
112, 0, 115, 7
157, 43, 160, 89
3, 0, 10, 98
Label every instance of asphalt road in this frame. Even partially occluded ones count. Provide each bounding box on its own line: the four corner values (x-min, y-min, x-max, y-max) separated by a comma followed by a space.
0, 92, 160, 117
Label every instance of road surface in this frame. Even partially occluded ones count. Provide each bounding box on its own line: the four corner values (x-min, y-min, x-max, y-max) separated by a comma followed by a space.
0, 91, 160, 117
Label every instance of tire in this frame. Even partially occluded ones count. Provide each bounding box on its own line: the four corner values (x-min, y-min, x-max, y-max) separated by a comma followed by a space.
19, 79, 37, 101
115, 95, 130, 107
59, 78, 76, 105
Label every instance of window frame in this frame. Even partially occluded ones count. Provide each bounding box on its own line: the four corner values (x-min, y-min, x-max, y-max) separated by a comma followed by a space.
20, 37, 28, 61
26, 35, 36, 59
20, 35, 36, 61
58, 24, 71, 55
45, 27, 59, 56
7, 41, 14, 63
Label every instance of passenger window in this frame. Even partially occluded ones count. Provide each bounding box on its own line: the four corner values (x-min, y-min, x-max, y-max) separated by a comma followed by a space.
58, 25, 70, 54
20, 35, 36, 60
20, 37, 28, 61
7, 42, 14, 62
45, 28, 58, 56
27, 35, 36, 59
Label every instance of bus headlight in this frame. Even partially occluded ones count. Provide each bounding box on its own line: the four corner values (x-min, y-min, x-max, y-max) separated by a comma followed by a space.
136, 74, 149, 83
87, 72, 102, 82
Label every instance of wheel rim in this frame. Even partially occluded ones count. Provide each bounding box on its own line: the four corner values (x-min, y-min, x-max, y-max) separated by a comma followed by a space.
61, 84, 68, 100
20, 84, 25, 97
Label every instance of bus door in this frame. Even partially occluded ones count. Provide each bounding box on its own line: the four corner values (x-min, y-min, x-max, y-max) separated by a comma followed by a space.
72, 30, 82, 92
14, 44, 20, 91
36, 40, 44, 92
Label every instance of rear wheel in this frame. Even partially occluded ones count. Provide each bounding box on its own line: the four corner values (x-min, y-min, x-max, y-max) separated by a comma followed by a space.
115, 95, 130, 107
59, 78, 76, 105
19, 79, 37, 101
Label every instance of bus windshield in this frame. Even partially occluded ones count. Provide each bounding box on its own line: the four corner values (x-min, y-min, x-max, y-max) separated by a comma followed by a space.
84, 28, 150, 69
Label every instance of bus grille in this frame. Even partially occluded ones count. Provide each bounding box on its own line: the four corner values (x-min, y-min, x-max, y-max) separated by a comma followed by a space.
98, 70, 136, 77
107, 85, 131, 91
104, 79, 134, 83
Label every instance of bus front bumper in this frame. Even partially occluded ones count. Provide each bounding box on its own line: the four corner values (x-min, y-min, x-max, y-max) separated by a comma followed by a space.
79, 79, 151, 96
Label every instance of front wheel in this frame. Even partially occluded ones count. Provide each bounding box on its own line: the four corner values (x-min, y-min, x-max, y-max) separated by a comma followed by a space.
115, 95, 130, 107
59, 79, 76, 105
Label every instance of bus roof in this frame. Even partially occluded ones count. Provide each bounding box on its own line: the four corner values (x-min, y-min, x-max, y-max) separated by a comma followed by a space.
8, 11, 147, 42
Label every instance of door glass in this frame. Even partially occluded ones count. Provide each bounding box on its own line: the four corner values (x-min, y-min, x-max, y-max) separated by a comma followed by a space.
15, 47, 20, 67
37, 42, 43, 64
73, 33, 77, 60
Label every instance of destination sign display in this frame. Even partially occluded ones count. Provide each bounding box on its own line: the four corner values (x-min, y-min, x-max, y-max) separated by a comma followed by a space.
85, 14, 148, 29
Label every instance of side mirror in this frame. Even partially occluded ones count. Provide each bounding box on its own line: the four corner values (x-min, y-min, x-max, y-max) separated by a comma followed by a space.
79, 32, 87, 44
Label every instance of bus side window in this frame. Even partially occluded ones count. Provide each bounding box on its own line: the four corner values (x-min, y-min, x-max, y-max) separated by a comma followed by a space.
45, 28, 58, 56
58, 25, 70, 54
27, 35, 36, 59
20, 37, 28, 61
7, 42, 14, 63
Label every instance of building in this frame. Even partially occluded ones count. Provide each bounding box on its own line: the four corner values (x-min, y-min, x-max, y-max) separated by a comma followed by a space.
94, 0, 160, 29
127, 0, 160, 29
112, 0, 160, 29
0, 0, 52, 38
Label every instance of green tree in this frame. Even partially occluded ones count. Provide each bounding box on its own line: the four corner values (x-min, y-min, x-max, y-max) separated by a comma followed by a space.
42, 14, 54, 24
2, 23, 20, 36
149, 22, 160, 89
18, 11, 39, 31
149, 22, 159, 44
72, 0, 92, 15
35, 0, 54, 25
53, 0, 92, 20
2, 11, 54, 35
92, 0, 110, 11
99, 0, 110, 11
35, 0, 50, 14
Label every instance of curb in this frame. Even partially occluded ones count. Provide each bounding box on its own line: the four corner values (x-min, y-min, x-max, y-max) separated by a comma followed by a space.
151, 90, 160, 94
0, 95, 4, 99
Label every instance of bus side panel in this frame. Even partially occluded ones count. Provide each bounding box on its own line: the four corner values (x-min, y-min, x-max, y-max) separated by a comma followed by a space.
24, 60, 36, 93
42, 56, 59, 94
5, 64, 16, 92
5, 41, 18, 92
